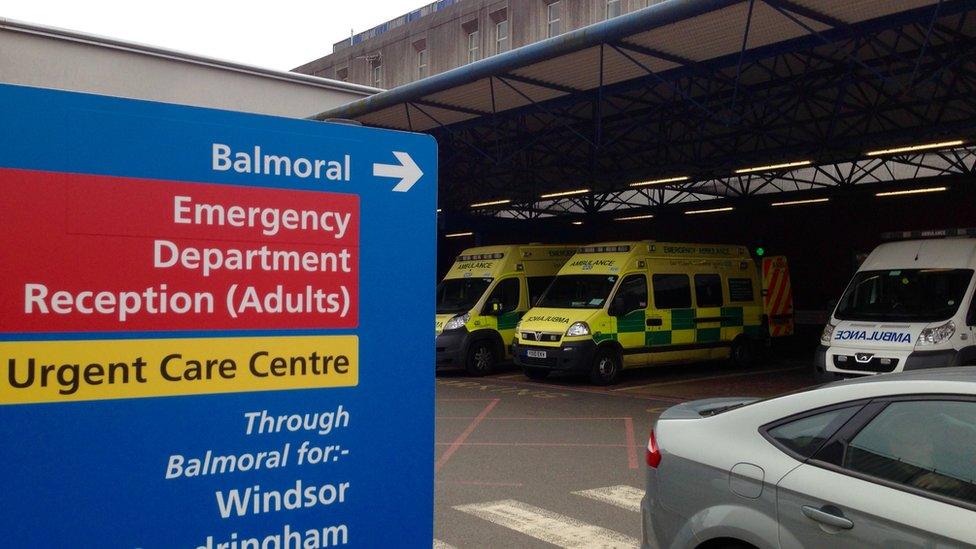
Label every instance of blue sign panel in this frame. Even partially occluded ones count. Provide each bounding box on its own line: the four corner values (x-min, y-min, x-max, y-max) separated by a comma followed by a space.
0, 84, 436, 547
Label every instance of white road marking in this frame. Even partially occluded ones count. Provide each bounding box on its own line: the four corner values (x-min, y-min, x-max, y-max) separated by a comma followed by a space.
454, 499, 639, 548
433, 539, 457, 549
572, 485, 644, 513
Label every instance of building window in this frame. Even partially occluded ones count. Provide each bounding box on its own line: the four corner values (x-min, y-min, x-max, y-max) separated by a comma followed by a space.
467, 29, 480, 63
336, 67, 348, 82
606, 0, 621, 19
547, 1, 562, 37
417, 49, 428, 78
370, 59, 382, 87
495, 19, 510, 54
412, 39, 428, 80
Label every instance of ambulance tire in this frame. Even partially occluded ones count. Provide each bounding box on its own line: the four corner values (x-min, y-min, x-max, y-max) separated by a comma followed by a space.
590, 348, 622, 385
465, 340, 497, 376
523, 367, 550, 380
730, 337, 757, 369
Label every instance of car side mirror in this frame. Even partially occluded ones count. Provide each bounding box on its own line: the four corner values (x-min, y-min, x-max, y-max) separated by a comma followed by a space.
487, 299, 503, 315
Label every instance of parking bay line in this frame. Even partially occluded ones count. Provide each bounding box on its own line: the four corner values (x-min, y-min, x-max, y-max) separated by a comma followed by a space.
435, 398, 500, 473
454, 499, 639, 548
437, 479, 525, 487
435, 416, 629, 420
573, 485, 645, 513
613, 366, 806, 392
435, 442, 629, 447
623, 417, 639, 469
433, 539, 457, 549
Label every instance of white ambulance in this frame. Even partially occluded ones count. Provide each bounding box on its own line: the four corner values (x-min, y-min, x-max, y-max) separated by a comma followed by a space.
817, 230, 976, 380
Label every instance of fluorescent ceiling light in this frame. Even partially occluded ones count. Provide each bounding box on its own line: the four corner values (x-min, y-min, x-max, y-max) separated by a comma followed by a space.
685, 206, 733, 215
436, 208, 442, 213
540, 188, 589, 199
445, 231, 474, 238
615, 214, 654, 221
571, 221, 584, 225
875, 187, 947, 197
866, 140, 964, 156
470, 199, 511, 208
771, 198, 830, 207
630, 176, 689, 187
734, 160, 811, 174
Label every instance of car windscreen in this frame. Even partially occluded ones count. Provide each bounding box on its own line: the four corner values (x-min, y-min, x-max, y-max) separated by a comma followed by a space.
436, 277, 492, 314
537, 275, 618, 309
835, 269, 973, 323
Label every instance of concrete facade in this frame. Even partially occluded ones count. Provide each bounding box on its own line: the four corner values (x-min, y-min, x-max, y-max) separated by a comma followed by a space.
1, 18, 378, 118
294, 0, 665, 89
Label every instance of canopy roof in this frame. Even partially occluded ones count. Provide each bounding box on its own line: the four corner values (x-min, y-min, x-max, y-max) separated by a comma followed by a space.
318, 0, 976, 218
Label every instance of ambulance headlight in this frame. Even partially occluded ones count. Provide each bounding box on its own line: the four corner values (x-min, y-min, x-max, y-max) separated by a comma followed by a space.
917, 321, 955, 346
444, 313, 470, 331
820, 322, 836, 345
566, 322, 591, 337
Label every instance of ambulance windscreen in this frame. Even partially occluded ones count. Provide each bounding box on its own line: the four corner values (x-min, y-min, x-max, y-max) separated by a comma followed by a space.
436, 277, 492, 314
537, 275, 619, 309
835, 269, 973, 322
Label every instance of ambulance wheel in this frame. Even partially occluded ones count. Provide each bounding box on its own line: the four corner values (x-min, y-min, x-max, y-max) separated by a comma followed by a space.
590, 348, 622, 385
465, 340, 496, 376
523, 367, 550, 380
730, 337, 757, 368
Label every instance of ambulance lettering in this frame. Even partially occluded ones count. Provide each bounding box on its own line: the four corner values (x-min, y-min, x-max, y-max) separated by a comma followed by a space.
525, 315, 571, 324
457, 262, 493, 270
569, 259, 615, 267
833, 330, 913, 343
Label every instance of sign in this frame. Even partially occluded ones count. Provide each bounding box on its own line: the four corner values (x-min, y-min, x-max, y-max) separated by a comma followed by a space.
0, 84, 437, 547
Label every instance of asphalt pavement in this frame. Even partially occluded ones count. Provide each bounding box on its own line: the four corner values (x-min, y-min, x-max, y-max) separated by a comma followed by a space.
433, 355, 819, 548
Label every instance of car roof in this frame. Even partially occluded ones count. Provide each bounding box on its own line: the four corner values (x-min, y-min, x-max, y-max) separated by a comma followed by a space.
827, 366, 976, 387
738, 367, 976, 422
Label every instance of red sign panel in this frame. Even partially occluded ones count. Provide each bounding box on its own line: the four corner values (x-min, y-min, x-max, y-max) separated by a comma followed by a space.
0, 168, 359, 332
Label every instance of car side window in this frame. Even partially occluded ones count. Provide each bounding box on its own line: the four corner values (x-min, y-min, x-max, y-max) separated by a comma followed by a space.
766, 406, 860, 459
728, 277, 754, 302
527, 276, 554, 307
652, 274, 691, 309
695, 274, 723, 308
611, 274, 648, 315
485, 278, 520, 314
839, 400, 976, 504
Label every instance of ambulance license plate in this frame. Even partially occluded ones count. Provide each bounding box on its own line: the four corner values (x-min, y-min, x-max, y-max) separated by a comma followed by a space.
526, 349, 547, 359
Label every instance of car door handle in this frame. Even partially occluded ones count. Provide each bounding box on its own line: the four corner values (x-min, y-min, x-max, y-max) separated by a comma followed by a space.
801, 505, 854, 530
646, 318, 663, 327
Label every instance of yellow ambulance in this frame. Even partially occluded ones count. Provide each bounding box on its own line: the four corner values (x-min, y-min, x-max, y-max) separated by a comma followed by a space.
513, 241, 793, 384
436, 244, 577, 375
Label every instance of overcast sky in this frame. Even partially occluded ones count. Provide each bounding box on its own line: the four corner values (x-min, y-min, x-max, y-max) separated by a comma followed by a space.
3, 0, 425, 70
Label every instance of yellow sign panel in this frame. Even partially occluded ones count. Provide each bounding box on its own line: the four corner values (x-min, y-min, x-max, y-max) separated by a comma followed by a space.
0, 335, 358, 405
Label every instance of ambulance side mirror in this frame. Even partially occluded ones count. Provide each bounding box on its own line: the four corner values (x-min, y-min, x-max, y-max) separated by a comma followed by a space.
487, 299, 503, 315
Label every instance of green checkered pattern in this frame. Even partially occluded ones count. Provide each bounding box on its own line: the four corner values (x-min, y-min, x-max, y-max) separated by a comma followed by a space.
497, 311, 523, 330
609, 306, 762, 347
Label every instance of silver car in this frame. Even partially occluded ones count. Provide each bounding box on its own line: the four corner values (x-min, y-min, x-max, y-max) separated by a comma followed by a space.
641, 367, 976, 548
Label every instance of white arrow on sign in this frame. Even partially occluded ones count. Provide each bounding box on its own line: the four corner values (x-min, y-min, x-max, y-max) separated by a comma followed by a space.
373, 151, 423, 192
